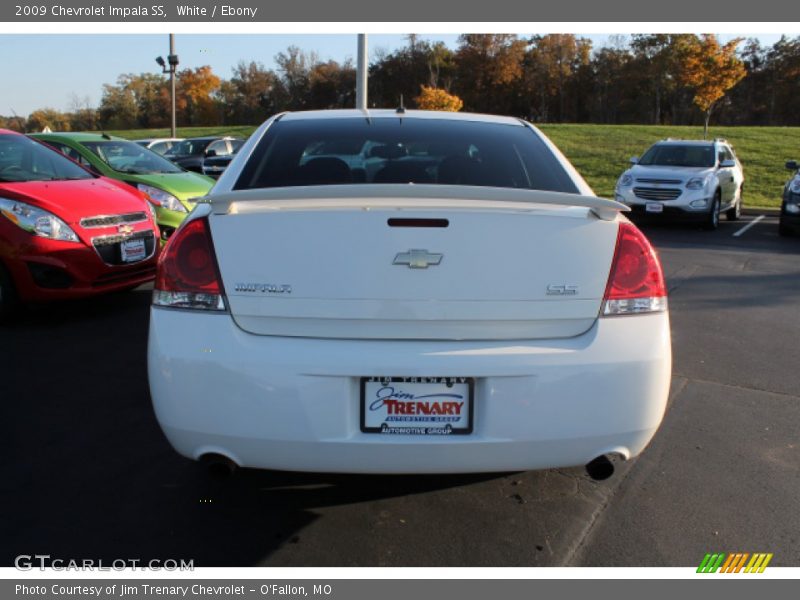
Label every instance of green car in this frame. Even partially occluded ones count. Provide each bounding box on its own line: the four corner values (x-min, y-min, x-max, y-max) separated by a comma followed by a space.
30, 132, 215, 241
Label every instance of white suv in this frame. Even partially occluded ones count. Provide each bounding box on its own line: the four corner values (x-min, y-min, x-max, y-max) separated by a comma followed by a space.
615, 139, 744, 230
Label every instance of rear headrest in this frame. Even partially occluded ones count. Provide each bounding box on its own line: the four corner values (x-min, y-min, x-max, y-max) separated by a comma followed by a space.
296, 157, 352, 184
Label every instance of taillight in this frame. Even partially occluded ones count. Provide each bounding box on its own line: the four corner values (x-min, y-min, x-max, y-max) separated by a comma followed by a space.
153, 218, 226, 311
602, 222, 667, 316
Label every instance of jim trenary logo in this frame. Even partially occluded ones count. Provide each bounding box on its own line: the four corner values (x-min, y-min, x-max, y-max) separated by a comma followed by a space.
697, 552, 773, 573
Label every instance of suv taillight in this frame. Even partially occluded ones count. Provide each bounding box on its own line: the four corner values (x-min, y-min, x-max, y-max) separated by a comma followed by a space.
153, 218, 226, 311
602, 222, 667, 316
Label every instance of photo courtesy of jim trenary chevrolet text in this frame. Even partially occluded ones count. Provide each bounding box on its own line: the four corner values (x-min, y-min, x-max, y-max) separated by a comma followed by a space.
2, 0, 799, 595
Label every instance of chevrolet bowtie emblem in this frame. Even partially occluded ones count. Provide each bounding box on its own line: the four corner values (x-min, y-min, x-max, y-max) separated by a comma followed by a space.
393, 249, 443, 269
118, 224, 134, 234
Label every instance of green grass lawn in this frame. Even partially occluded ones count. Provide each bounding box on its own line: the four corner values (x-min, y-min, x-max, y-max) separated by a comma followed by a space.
109, 123, 798, 208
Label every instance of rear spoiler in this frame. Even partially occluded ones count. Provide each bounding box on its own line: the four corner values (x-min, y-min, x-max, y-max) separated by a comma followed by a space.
204, 184, 629, 221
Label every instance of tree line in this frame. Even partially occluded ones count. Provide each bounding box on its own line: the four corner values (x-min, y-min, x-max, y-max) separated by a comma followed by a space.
2, 34, 800, 133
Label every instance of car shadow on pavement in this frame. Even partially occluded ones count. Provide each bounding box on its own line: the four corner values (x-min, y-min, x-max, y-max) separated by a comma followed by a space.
7, 287, 559, 567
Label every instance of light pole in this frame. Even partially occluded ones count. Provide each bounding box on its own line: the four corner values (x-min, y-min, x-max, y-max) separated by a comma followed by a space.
356, 34, 367, 110
156, 34, 179, 138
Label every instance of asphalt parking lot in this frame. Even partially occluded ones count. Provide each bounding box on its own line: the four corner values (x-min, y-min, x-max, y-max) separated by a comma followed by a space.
4, 213, 799, 567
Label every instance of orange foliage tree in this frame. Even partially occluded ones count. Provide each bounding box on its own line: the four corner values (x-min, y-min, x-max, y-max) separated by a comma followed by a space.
176, 66, 221, 126
679, 35, 747, 138
414, 85, 464, 111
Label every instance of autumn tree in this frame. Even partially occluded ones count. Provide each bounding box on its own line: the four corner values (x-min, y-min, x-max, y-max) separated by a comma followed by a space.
274, 46, 317, 111
762, 36, 800, 124
67, 94, 99, 131
414, 86, 463, 111
679, 35, 747, 137
370, 37, 456, 109
218, 61, 282, 124
591, 43, 634, 123
454, 34, 526, 114
722, 38, 777, 125
26, 108, 72, 132
524, 34, 592, 122
22, 34, 800, 131
308, 59, 356, 109
98, 76, 142, 129
176, 66, 221, 126
629, 35, 687, 124
98, 73, 169, 129
0, 115, 25, 132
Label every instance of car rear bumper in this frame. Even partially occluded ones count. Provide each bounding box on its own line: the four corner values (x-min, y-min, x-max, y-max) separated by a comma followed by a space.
148, 308, 672, 474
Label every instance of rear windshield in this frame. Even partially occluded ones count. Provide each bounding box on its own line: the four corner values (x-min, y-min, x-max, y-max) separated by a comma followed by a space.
0, 134, 93, 183
638, 144, 716, 168
233, 118, 580, 193
82, 140, 183, 175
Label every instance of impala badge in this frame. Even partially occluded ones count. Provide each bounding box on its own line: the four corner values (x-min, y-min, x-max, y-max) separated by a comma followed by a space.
393, 249, 443, 269
546, 284, 579, 296
234, 283, 292, 294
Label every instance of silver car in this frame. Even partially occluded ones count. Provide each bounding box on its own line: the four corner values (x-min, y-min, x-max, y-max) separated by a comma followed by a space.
615, 139, 744, 230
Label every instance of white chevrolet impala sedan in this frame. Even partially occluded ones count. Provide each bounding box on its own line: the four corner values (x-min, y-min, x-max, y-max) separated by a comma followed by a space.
148, 109, 671, 475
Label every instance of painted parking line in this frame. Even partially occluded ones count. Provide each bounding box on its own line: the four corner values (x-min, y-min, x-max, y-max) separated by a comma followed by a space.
733, 215, 765, 238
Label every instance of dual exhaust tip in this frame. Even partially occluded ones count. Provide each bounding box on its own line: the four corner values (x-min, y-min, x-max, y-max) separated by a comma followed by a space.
198, 453, 616, 481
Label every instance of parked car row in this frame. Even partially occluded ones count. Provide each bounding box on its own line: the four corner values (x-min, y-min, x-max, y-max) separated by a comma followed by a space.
3, 116, 797, 324
0, 129, 160, 317
163, 136, 244, 174
32, 132, 216, 241
134, 137, 183, 155
0, 129, 246, 317
202, 144, 241, 179
134, 135, 245, 178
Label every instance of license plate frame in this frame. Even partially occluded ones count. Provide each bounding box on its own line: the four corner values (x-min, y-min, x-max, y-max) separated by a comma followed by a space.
120, 237, 146, 263
360, 376, 475, 435
646, 202, 664, 213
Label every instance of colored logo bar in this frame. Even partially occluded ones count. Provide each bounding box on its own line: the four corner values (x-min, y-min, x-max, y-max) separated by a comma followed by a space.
697, 553, 773, 573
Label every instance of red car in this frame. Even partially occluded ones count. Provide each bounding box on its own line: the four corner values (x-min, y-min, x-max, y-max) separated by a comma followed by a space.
0, 129, 159, 317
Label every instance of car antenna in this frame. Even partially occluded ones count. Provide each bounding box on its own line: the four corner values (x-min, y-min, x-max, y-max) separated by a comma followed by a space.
396, 95, 406, 114
101, 132, 112, 140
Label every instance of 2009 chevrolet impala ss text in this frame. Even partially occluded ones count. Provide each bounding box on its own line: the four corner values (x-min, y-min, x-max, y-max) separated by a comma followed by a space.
147, 109, 672, 475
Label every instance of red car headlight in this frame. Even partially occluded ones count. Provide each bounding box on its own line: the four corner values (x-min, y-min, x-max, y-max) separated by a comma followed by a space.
0, 197, 80, 243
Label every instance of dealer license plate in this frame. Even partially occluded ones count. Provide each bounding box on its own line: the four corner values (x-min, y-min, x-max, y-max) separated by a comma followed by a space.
120, 238, 146, 263
360, 377, 474, 435
646, 202, 664, 213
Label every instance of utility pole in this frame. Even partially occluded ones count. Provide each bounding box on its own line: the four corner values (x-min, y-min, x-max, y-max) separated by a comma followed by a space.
356, 34, 367, 110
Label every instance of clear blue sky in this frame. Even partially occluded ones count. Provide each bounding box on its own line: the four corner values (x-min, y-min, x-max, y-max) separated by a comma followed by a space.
0, 33, 785, 116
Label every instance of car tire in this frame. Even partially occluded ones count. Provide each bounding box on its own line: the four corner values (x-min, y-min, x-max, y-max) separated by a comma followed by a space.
0, 262, 19, 322
726, 186, 742, 221
702, 192, 721, 231
779, 220, 793, 237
